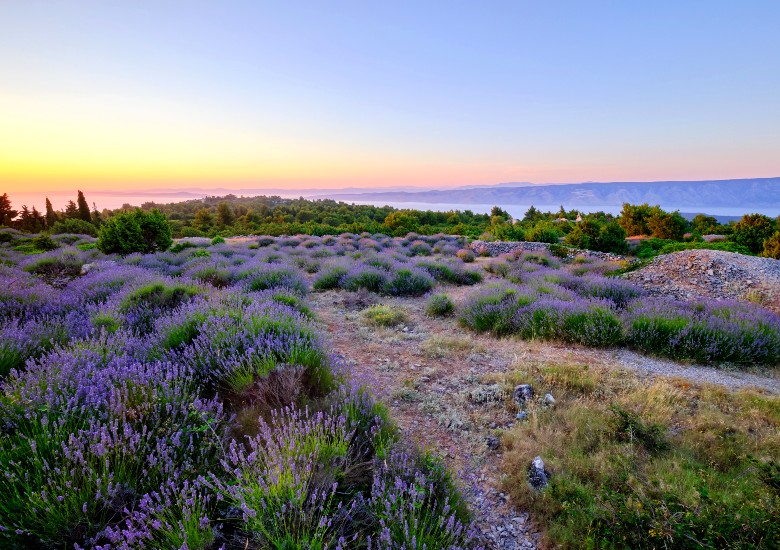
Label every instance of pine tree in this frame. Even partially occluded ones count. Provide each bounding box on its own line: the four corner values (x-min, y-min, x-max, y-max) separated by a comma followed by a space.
45, 197, 59, 228
18, 205, 33, 231
91, 202, 102, 226
77, 190, 92, 222
64, 200, 79, 219
0, 193, 18, 225
31, 206, 45, 232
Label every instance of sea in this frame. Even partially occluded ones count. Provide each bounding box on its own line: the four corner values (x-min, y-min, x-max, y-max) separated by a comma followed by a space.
7, 191, 780, 223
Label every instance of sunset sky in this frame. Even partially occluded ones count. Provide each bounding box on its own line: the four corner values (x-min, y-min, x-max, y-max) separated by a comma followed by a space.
1, 1, 779, 193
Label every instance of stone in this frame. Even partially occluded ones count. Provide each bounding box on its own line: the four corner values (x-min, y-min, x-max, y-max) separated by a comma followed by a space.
513, 384, 534, 405
486, 436, 500, 450
516, 411, 528, 421
528, 456, 550, 490
543, 393, 556, 406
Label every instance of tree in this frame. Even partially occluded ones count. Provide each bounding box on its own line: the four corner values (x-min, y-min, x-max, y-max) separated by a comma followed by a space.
691, 214, 718, 235
565, 217, 628, 253
97, 209, 172, 254
731, 213, 776, 254
193, 208, 215, 232
522, 206, 544, 224
216, 202, 234, 227
763, 231, 780, 259
77, 190, 92, 222
596, 221, 628, 253
618, 203, 653, 236
526, 221, 561, 244
0, 193, 17, 225
64, 200, 79, 219
647, 208, 687, 240
45, 197, 59, 228
383, 211, 420, 235
91, 202, 102, 226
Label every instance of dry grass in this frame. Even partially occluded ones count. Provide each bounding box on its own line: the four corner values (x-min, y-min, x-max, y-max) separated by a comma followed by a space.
420, 334, 482, 359
499, 361, 780, 549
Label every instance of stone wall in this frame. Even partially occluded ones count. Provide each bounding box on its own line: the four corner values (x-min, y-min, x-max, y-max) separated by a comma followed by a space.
468, 240, 634, 263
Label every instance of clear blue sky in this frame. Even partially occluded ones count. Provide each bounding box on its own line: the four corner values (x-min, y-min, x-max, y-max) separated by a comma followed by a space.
1, 1, 779, 191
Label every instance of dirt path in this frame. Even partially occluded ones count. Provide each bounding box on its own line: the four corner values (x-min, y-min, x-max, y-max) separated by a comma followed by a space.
310, 279, 779, 549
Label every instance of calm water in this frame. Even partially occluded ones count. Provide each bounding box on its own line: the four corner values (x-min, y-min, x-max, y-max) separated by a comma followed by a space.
7, 191, 779, 221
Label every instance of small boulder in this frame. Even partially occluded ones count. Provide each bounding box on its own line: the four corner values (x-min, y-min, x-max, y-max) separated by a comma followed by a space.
516, 411, 528, 421
513, 384, 534, 406
543, 393, 556, 406
486, 436, 500, 450
528, 456, 550, 490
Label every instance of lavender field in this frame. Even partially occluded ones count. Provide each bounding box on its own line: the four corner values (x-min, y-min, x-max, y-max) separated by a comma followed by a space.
1, 228, 778, 549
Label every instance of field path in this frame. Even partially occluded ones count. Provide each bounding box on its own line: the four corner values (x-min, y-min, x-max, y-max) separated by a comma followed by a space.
309, 278, 779, 549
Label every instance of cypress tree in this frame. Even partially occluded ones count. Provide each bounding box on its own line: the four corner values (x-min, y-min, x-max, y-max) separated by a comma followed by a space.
45, 197, 59, 228
77, 190, 92, 222
0, 193, 17, 225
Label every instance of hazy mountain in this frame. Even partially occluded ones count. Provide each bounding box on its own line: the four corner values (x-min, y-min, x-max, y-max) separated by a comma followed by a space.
317, 177, 780, 209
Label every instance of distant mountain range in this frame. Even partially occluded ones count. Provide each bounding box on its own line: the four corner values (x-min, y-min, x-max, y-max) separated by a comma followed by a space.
315, 177, 780, 210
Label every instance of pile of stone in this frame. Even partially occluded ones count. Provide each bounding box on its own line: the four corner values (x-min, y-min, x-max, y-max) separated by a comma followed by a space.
624, 249, 780, 312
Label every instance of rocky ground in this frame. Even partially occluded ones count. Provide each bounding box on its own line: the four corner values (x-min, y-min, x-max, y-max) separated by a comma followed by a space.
309, 252, 780, 549
624, 249, 780, 313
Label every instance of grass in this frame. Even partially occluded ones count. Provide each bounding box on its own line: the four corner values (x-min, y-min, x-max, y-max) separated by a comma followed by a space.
362, 304, 409, 327
420, 335, 480, 359
500, 362, 780, 549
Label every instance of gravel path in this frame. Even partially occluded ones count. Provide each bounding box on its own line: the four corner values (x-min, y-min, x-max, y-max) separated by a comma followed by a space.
610, 348, 780, 394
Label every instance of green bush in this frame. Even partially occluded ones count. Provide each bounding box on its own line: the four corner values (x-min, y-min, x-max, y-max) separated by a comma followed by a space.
30, 234, 60, 252
313, 266, 348, 290
97, 209, 172, 254
362, 304, 409, 327
382, 269, 434, 297
210, 236, 226, 245
425, 294, 455, 317
764, 231, 780, 259
170, 241, 198, 253
51, 218, 98, 237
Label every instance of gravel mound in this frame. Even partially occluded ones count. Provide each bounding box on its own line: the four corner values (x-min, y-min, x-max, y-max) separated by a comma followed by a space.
624, 249, 780, 312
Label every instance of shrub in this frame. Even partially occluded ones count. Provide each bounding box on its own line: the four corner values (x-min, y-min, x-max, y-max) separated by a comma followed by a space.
97, 209, 173, 254
382, 268, 434, 297
340, 265, 388, 292
764, 230, 780, 259
526, 222, 561, 244
23, 254, 83, 281
178, 226, 206, 237
50, 217, 98, 237
731, 213, 776, 254
548, 243, 570, 258
170, 241, 198, 253
363, 304, 409, 327
456, 248, 475, 262
246, 267, 307, 294
459, 285, 531, 335
30, 234, 60, 252
313, 265, 348, 290
210, 235, 226, 245
425, 293, 455, 317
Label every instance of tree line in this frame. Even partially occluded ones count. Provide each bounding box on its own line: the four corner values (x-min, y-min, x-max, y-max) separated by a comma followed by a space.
2, 191, 779, 258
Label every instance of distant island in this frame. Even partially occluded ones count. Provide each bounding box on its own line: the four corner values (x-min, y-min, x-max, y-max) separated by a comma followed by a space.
317, 177, 780, 212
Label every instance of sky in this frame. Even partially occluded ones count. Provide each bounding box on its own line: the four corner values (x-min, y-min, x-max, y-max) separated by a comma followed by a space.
1, 1, 779, 194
